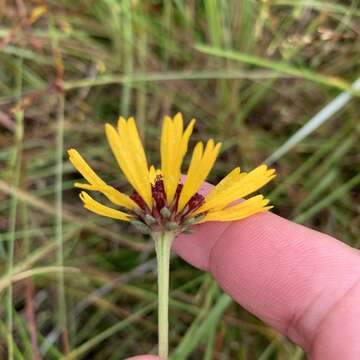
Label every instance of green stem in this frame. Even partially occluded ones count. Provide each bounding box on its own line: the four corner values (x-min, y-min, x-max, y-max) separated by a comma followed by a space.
153, 231, 174, 359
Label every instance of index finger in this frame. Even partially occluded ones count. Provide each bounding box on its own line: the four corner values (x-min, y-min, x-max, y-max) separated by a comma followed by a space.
173, 209, 360, 355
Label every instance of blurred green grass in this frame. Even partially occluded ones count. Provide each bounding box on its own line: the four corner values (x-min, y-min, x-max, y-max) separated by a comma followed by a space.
1, 1, 360, 359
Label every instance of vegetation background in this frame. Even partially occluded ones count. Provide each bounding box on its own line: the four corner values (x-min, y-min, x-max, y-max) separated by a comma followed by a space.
1, 0, 360, 359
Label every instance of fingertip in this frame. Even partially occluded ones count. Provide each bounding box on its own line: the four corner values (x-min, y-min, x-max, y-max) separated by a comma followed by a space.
173, 221, 231, 271
173, 209, 360, 350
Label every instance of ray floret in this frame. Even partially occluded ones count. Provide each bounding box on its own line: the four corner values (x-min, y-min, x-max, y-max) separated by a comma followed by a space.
68, 114, 275, 230
161, 113, 195, 204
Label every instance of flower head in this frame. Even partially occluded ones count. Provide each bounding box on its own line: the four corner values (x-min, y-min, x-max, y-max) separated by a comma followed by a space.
68, 113, 275, 234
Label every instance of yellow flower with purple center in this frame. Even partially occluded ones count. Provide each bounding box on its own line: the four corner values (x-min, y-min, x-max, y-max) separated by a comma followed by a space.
68, 113, 275, 234
68, 113, 276, 358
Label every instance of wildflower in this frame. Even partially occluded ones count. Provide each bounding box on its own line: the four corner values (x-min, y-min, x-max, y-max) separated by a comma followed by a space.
68, 113, 275, 235
68, 113, 275, 359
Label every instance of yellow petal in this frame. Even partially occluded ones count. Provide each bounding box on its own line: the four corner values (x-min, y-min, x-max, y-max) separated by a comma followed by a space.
118, 117, 152, 207
68, 149, 137, 210
105, 123, 136, 185
149, 165, 157, 184
179, 118, 196, 160
149, 166, 162, 185
68, 148, 105, 185
117, 118, 152, 204
121, 117, 149, 176
160, 116, 173, 200
74, 183, 138, 209
105, 119, 152, 209
200, 195, 271, 222
202, 167, 242, 202
161, 113, 195, 204
190, 168, 246, 216
79, 192, 130, 221
195, 165, 275, 214
177, 139, 221, 213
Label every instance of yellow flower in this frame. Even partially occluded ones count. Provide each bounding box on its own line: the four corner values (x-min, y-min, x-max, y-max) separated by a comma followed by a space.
68, 113, 275, 233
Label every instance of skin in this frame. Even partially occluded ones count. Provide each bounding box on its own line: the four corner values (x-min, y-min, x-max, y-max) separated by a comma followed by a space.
127, 184, 360, 359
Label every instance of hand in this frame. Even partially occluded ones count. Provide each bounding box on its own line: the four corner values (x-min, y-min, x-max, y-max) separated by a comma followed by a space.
127, 190, 360, 360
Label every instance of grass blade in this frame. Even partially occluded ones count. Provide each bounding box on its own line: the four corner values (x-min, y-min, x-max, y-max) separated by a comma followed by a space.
171, 293, 232, 360
266, 77, 360, 164
195, 44, 352, 91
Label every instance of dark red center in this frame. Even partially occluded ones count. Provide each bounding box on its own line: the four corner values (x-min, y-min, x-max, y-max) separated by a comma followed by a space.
130, 176, 205, 217
152, 176, 167, 210
130, 192, 147, 210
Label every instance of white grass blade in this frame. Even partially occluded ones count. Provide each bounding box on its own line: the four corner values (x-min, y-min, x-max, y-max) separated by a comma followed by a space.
265, 78, 360, 165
